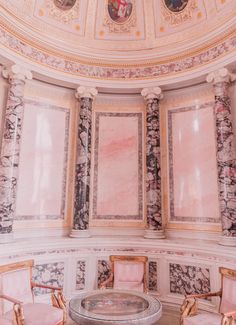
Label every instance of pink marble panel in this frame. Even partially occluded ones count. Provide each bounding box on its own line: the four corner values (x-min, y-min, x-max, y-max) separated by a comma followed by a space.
15, 100, 69, 219
93, 113, 143, 220
169, 103, 220, 222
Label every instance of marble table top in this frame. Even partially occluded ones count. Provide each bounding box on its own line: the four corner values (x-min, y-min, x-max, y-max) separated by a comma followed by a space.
69, 289, 162, 325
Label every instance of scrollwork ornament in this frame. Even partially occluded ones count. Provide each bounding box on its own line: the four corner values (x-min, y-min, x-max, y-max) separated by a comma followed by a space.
161, 0, 198, 25
45, 0, 80, 24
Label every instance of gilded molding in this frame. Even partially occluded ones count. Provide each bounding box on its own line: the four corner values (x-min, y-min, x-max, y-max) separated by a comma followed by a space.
0, 19, 235, 80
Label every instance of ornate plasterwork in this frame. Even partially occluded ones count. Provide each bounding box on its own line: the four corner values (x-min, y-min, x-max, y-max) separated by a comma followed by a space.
0, 23, 235, 81
161, 0, 198, 25
45, 0, 80, 24
103, 0, 137, 33
95, 0, 145, 40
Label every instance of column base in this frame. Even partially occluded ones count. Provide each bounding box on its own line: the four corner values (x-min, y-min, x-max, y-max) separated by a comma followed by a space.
0, 232, 14, 244
218, 235, 236, 246
70, 229, 91, 238
144, 229, 165, 239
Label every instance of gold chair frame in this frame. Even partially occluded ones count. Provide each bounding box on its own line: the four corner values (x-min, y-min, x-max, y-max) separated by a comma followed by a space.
99, 255, 148, 293
180, 267, 236, 325
0, 260, 66, 325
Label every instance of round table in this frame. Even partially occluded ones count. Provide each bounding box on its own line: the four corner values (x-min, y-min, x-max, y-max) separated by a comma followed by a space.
69, 289, 162, 325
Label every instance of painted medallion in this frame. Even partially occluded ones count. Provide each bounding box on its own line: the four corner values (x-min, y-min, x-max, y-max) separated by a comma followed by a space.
164, 0, 189, 12
108, 0, 133, 24
53, 0, 76, 10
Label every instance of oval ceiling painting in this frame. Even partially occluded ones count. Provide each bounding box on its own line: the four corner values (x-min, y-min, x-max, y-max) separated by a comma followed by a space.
164, 0, 189, 12
108, 0, 133, 24
53, 0, 76, 11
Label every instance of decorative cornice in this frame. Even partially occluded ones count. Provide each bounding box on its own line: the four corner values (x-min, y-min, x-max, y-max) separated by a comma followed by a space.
75, 86, 98, 99
0, 21, 235, 81
2, 64, 32, 82
206, 68, 236, 85
141, 87, 163, 101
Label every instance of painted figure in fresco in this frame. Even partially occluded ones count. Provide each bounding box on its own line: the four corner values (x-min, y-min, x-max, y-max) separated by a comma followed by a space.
164, 0, 189, 12
108, 0, 133, 23
53, 0, 76, 10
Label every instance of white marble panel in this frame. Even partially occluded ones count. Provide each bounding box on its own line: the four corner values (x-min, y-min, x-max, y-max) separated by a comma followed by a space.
168, 103, 220, 223
15, 100, 69, 220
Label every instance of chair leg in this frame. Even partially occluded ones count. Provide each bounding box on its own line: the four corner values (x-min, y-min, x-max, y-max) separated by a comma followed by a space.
13, 303, 24, 325
51, 291, 67, 325
179, 297, 198, 325
221, 315, 234, 325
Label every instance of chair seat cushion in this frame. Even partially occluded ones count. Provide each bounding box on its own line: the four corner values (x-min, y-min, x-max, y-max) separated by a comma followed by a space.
183, 313, 225, 325
5, 303, 63, 325
0, 317, 12, 325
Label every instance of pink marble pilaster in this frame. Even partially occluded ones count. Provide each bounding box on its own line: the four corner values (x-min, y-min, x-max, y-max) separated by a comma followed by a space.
141, 87, 165, 239
207, 68, 236, 246
70, 86, 98, 238
0, 65, 32, 243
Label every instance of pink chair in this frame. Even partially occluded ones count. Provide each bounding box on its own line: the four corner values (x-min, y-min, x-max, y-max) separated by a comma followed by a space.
99, 255, 148, 293
0, 260, 66, 325
180, 267, 236, 325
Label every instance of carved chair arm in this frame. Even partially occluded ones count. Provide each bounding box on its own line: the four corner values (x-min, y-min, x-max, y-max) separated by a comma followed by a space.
223, 310, 236, 317
0, 294, 22, 305
99, 273, 114, 289
0, 294, 24, 325
186, 290, 222, 299
31, 282, 62, 291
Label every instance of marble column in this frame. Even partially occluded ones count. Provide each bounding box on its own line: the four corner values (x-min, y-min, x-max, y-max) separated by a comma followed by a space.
70, 86, 98, 238
141, 87, 165, 239
0, 65, 32, 243
207, 68, 236, 246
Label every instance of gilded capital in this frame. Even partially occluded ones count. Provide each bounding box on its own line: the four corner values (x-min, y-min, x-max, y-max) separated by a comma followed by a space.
141, 87, 163, 101
75, 86, 98, 100
2, 64, 32, 81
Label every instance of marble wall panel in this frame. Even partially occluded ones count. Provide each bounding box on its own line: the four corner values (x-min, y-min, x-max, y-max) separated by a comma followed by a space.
97, 259, 112, 288
76, 260, 86, 290
148, 261, 158, 291
169, 263, 211, 296
15, 99, 69, 220
33, 262, 64, 296
168, 103, 220, 223
92, 112, 143, 221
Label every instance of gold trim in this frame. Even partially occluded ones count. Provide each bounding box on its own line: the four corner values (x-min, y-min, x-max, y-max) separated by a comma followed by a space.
167, 222, 221, 231
99, 255, 148, 293
0, 260, 34, 274
0, 16, 235, 68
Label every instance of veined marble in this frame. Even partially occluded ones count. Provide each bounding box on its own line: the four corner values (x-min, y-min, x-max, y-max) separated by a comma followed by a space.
0, 71, 30, 236
33, 261, 64, 296
149, 261, 158, 292
73, 97, 93, 230
76, 260, 86, 290
169, 263, 211, 296
214, 82, 236, 237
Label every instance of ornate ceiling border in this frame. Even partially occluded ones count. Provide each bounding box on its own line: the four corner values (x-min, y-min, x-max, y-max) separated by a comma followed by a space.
0, 19, 235, 80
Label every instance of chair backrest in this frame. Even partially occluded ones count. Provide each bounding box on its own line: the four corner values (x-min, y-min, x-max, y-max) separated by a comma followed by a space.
0, 260, 34, 314
110, 255, 148, 292
219, 267, 236, 317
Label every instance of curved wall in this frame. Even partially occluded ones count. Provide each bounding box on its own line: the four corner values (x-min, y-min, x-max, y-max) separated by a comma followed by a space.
0, 5, 236, 322
1, 237, 236, 319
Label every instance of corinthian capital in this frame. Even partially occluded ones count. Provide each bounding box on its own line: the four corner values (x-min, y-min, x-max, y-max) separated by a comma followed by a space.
206, 68, 236, 85
75, 86, 98, 100
141, 87, 163, 101
2, 64, 32, 81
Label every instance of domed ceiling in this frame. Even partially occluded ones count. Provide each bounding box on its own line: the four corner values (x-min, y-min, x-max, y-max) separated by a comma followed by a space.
0, 0, 235, 82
